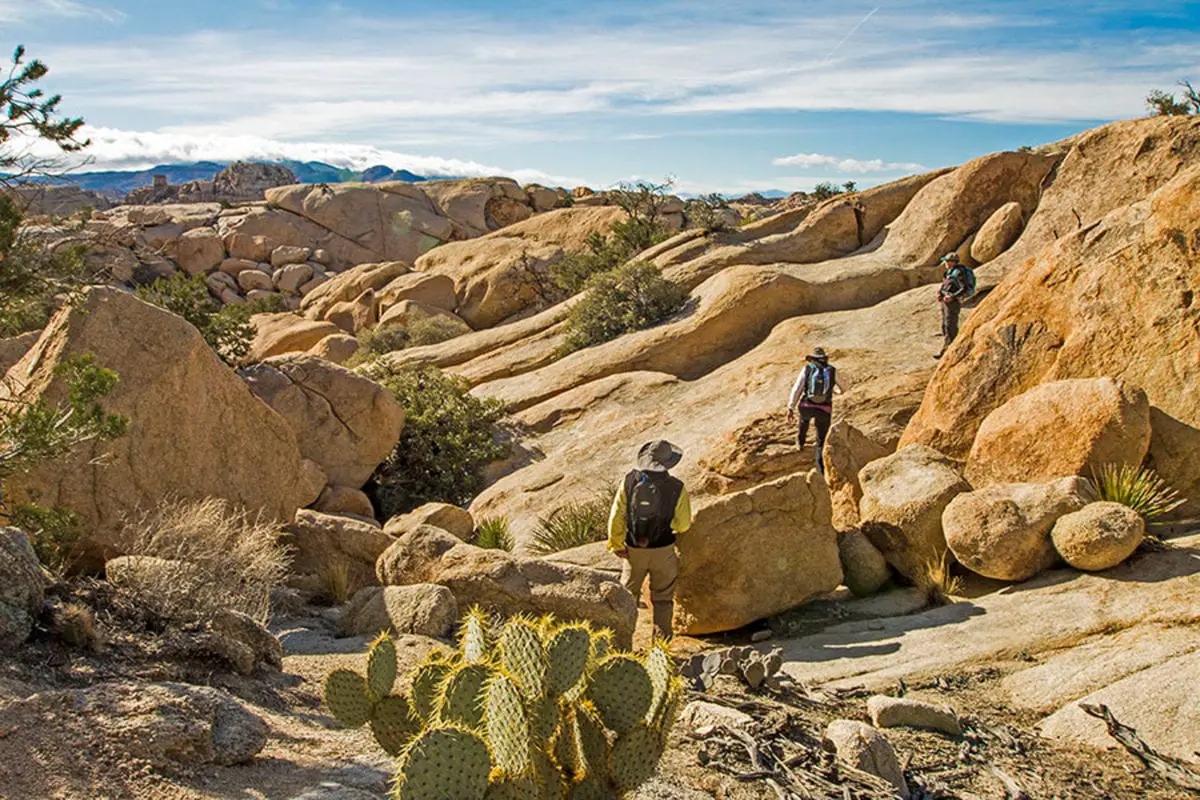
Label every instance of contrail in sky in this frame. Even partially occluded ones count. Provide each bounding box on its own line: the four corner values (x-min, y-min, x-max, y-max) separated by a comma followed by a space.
821, 6, 881, 64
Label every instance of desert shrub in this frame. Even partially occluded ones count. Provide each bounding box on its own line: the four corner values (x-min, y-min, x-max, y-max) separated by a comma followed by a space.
471, 515, 514, 551
54, 602, 101, 650
1146, 81, 1199, 116
811, 181, 845, 202
354, 316, 466, 364
560, 261, 687, 353
114, 497, 291, 625
136, 273, 285, 364
913, 549, 961, 607
528, 492, 612, 555
359, 362, 508, 516
1089, 464, 1185, 533
407, 315, 466, 347
684, 193, 734, 233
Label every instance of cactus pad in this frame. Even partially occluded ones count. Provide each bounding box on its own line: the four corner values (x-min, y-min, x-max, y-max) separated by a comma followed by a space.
438, 662, 491, 729
554, 707, 580, 779
371, 695, 420, 756
530, 694, 561, 742
573, 704, 610, 782
652, 676, 685, 748
393, 726, 491, 800
545, 625, 591, 698
586, 655, 653, 735
566, 776, 618, 800
411, 659, 451, 723
499, 617, 547, 700
643, 644, 672, 724
367, 633, 398, 700
460, 607, 490, 663
590, 629, 613, 663
485, 673, 533, 776
609, 723, 661, 793
324, 668, 372, 729
484, 776, 540, 800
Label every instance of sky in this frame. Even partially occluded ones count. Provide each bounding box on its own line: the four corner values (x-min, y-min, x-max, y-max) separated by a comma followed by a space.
3, 0, 1199, 194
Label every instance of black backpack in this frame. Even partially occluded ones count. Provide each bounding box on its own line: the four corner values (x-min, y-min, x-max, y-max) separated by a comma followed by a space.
804, 363, 835, 405
625, 470, 682, 549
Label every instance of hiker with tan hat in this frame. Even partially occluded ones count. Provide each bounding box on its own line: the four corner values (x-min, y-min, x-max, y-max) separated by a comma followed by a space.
935, 252, 977, 359
786, 347, 843, 474
607, 440, 692, 641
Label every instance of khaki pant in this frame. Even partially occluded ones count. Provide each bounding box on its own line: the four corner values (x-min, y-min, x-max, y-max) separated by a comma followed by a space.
621, 545, 679, 641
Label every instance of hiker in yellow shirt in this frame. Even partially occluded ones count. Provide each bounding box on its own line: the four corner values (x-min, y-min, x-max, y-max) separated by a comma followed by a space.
607, 440, 692, 641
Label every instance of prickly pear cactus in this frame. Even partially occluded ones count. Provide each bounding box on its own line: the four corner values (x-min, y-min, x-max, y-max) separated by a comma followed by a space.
394, 726, 491, 800
326, 611, 682, 799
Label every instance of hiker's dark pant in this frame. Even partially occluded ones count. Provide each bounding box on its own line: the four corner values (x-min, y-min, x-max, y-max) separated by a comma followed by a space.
798, 407, 832, 474
941, 298, 962, 350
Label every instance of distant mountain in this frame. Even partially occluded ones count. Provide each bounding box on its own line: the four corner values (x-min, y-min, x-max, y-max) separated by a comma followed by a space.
30, 160, 437, 199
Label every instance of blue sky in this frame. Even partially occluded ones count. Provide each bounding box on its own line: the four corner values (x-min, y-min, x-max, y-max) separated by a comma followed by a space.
4, 0, 1199, 193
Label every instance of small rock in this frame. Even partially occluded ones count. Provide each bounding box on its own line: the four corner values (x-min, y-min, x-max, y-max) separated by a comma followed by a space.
867, 695, 962, 735
1051, 501, 1145, 571
680, 700, 754, 732
750, 629, 774, 643
340, 584, 458, 639
211, 608, 283, 669
824, 720, 910, 798
383, 502, 475, 541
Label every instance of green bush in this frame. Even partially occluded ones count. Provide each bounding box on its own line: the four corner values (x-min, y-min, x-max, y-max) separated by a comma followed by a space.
408, 315, 467, 347
359, 362, 508, 516
135, 273, 286, 365
560, 261, 688, 354
683, 193, 734, 234
811, 181, 845, 202
470, 516, 514, 551
353, 316, 466, 365
528, 493, 612, 555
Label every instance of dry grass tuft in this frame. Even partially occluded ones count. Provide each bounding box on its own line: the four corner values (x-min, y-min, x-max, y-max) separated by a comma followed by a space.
316, 558, 352, 606
914, 549, 962, 607
115, 497, 291, 625
54, 602, 102, 651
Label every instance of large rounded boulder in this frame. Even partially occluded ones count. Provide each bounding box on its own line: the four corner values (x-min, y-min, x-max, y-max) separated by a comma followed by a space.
942, 477, 1092, 581
1051, 502, 1146, 571
858, 445, 970, 580
0, 528, 44, 648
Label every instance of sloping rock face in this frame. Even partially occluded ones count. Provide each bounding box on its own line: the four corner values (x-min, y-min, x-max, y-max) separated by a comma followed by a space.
376, 525, 638, 648
858, 446, 969, 579
246, 313, 343, 363
0, 331, 39, 375
963, 378, 1151, 488
902, 164, 1200, 511
241, 353, 404, 488
674, 472, 842, 635
300, 261, 411, 320
414, 206, 625, 328
0, 288, 310, 562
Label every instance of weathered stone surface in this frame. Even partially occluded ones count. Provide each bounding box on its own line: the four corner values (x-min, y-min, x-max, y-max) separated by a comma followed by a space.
176, 227, 226, 276
0, 528, 44, 649
211, 608, 284, 670
420, 177, 532, 238
307, 333, 361, 365
376, 272, 458, 312
838, 530, 891, 597
867, 695, 962, 735
246, 312, 343, 362
546, 541, 622, 578
383, 503, 475, 541
298, 458, 328, 506
376, 525, 637, 648
238, 269, 274, 293
675, 472, 842, 635
340, 584, 458, 639
963, 378, 1151, 489
284, 510, 391, 595
301, 261, 410, 320
225, 233, 274, 263
314, 486, 376, 520
1051, 502, 1145, 572
902, 160, 1200, 512
324, 289, 378, 334
970, 201, 1024, 264
823, 421, 892, 531
219, 257, 258, 276
0, 330, 39, 376
858, 446, 970, 580
0, 681, 268, 768
275, 262, 315, 294
241, 353, 404, 487
0, 289, 308, 562
681, 701, 754, 732
1037, 651, 1200, 762
271, 245, 312, 268
942, 477, 1092, 581
824, 720, 910, 798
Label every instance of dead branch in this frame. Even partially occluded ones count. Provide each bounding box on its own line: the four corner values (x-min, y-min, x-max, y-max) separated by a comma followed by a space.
1079, 703, 1200, 792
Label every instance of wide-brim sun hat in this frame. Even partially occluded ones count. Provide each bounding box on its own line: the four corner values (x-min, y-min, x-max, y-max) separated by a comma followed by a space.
807, 346, 828, 360
637, 440, 683, 472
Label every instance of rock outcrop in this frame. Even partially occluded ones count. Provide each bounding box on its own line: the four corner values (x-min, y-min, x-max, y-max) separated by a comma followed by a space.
284, 510, 392, 596
376, 525, 638, 648
942, 477, 1092, 581
858, 446, 969, 580
963, 378, 1151, 489
241, 353, 404, 488
823, 421, 892, 530
823, 720, 910, 798
674, 472, 842, 635
0, 288, 311, 563
0, 528, 43, 649
383, 503, 475, 542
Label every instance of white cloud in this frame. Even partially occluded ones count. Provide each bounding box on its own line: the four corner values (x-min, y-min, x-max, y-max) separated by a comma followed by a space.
32, 126, 577, 186
0, 0, 123, 23
771, 153, 926, 173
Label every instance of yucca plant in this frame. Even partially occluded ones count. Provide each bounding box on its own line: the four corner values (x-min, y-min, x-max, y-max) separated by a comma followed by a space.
1089, 464, 1186, 522
529, 496, 610, 556
471, 516, 515, 552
